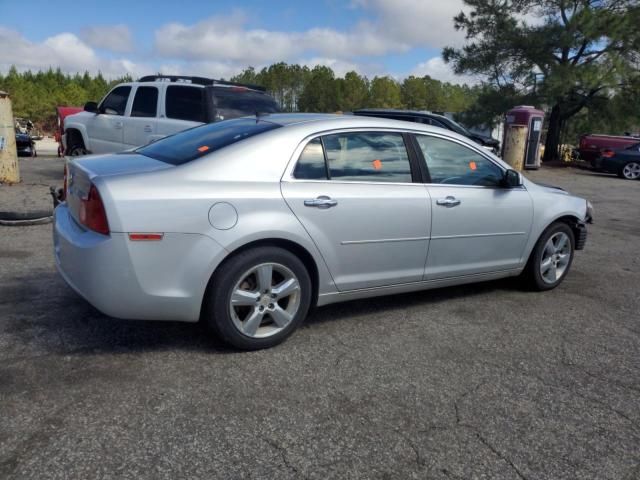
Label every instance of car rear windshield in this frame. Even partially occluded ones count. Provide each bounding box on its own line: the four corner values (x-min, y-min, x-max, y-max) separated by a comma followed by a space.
136, 118, 281, 165
213, 89, 280, 120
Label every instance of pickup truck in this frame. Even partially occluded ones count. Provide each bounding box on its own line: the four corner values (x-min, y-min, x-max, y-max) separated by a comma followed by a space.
578, 133, 640, 164
63, 75, 279, 156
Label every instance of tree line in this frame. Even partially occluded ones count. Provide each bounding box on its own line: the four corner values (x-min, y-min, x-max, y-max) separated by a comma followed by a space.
0, 64, 478, 133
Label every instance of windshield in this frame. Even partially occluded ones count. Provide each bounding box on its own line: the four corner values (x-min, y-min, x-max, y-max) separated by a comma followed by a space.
136, 118, 281, 165
213, 89, 280, 121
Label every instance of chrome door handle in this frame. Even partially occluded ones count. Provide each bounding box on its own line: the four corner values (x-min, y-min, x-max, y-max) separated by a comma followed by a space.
436, 196, 461, 207
304, 196, 338, 209
144, 125, 152, 133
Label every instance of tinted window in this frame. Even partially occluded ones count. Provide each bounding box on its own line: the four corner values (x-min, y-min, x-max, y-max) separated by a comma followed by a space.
166, 85, 206, 123
323, 132, 412, 183
213, 89, 279, 120
293, 138, 327, 180
136, 118, 281, 165
416, 135, 503, 186
131, 87, 158, 117
100, 86, 131, 116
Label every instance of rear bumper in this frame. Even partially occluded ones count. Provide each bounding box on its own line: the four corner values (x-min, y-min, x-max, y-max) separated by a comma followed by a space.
53, 204, 227, 322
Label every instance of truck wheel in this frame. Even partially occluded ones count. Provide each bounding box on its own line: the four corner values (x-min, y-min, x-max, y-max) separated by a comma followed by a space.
68, 144, 88, 156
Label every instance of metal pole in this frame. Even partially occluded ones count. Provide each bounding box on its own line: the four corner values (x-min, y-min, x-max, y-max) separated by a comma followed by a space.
0, 91, 20, 184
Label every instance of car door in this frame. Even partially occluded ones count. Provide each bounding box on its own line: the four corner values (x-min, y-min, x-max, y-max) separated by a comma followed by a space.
413, 134, 533, 279
123, 85, 159, 148
85, 85, 131, 154
281, 131, 431, 291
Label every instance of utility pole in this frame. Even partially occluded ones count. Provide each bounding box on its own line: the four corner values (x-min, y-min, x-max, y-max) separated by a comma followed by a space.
0, 91, 20, 184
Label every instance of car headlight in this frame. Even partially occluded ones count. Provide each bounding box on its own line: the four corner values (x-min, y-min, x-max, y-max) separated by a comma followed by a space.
586, 200, 594, 223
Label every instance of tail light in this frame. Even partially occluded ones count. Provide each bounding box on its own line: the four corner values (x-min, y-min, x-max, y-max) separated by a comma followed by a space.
601, 149, 615, 158
79, 184, 109, 235
61, 164, 68, 201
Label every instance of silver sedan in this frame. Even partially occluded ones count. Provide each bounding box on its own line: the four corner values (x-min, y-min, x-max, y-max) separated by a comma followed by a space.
54, 114, 592, 349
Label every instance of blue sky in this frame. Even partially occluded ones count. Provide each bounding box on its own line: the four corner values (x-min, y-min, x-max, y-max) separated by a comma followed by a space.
0, 0, 472, 83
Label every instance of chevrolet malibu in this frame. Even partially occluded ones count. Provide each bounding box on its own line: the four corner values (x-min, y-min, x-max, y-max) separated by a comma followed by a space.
54, 114, 592, 349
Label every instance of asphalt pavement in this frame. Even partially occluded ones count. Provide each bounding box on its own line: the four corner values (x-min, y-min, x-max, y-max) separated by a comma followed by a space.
1, 159, 638, 479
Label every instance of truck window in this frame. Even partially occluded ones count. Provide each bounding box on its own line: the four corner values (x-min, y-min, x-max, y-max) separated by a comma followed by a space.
131, 87, 158, 117
100, 86, 131, 116
213, 89, 280, 121
166, 85, 206, 123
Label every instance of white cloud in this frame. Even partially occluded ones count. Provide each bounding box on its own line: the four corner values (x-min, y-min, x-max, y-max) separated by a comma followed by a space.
411, 57, 479, 85
80, 24, 133, 53
0, 27, 148, 77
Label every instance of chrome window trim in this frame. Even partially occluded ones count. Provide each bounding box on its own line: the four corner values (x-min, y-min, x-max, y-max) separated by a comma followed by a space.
282, 126, 522, 190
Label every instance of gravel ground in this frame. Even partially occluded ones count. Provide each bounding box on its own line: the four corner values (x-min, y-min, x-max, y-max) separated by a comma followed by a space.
0, 160, 638, 479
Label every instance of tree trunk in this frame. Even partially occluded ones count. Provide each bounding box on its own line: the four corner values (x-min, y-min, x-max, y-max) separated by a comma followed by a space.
543, 104, 562, 163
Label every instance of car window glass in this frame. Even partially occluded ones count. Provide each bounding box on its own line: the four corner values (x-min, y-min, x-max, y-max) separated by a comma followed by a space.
293, 138, 327, 180
416, 135, 503, 186
213, 89, 280, 121
136, 118, 281, 165
323, 132, 412, 183
100, 86, 131, 116
131, 87, 158, 118
166, 85, 206, 123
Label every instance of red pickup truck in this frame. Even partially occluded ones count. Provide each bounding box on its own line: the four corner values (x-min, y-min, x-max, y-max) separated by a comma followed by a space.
579, 133, 640, 164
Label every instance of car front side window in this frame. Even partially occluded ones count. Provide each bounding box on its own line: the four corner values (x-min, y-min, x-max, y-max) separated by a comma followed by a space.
322, 132, 412, 183
99, 86, 131, 116
415, 135, 504, 187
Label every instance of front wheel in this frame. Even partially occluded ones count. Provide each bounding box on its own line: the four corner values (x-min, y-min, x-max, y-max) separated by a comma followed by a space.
204, 247, 312, 350
522, 222, 575, 291
619, 161, 640, 180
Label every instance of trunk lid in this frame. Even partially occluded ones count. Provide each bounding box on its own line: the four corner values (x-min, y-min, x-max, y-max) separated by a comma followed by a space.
66, 152, 172, 225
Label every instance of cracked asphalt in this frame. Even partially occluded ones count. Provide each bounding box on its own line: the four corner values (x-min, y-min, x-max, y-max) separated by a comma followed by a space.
1, 158, 639, 479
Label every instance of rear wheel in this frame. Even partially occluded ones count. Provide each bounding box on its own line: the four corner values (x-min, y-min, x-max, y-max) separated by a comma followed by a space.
522, 222, 575, 291
204, 247, 312, 350
619, 161, 640, 180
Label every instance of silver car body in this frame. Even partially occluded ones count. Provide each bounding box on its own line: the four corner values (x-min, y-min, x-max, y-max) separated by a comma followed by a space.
53, 114, 588, 322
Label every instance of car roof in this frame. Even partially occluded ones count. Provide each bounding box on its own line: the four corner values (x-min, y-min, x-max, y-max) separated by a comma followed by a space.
354, 108, 447, 119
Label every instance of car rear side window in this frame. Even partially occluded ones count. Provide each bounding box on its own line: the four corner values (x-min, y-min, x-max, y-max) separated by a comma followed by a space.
131, 87, 158, 117
293, 138, 327, 180
213, 89, 280, 121
166, 85, 206, 123
323, 132, 412, 183
136, 118, 281, 165
416, 135, 503, 186
100, 86, 131, 116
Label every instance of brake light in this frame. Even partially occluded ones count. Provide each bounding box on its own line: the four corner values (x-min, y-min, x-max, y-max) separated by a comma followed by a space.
79, 184, 109, 235
601, 149, 615, 158
61, 165, 68, 201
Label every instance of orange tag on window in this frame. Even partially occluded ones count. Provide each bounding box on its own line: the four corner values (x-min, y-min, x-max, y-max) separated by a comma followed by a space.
198, 145, 210, 152
469, 161, 477, 170
372, 159, 383, 170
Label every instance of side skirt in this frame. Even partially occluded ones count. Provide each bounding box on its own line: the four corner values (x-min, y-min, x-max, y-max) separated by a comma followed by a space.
316, 269, 522, 307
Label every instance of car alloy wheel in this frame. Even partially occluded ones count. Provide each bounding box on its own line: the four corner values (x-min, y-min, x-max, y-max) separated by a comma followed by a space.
229, 262, 301, 338
622, 162, 640, 180
539, 232, 572, 284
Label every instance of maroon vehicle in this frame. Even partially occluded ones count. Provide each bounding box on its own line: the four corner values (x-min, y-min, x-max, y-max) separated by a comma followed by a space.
55, 106, 83, 157
579, 133, 639, 164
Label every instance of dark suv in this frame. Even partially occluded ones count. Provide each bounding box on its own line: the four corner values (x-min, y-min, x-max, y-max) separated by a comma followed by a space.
353, 109, 500, 154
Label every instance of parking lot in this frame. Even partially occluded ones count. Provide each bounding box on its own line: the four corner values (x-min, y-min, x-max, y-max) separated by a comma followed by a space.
1, 157, 639, 479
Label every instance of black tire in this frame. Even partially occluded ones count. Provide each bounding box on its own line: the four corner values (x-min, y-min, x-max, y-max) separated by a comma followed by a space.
522, 222, 575, 291
67, 143, 88, 156
203, 246, 312, 350
618, 161, 640, 180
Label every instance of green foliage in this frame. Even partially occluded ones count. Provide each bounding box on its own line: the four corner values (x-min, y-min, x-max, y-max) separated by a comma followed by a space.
368, 76, 402, 109
444, 0, 640, 158
0, 68, 130, 131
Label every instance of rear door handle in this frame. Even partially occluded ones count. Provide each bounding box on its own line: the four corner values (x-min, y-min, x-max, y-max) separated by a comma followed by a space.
304, 196, 338, 209
144, 125, 153, 133
436, 196, 461, 207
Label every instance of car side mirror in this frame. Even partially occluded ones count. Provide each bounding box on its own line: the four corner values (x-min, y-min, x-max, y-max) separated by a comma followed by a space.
84, 101, 98, 113
502, 169, 522, 188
